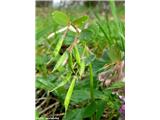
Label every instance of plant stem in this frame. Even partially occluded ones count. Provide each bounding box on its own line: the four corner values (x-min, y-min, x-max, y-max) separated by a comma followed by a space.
89, 63, 94, 102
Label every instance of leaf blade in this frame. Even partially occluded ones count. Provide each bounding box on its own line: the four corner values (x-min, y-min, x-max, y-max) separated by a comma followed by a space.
50, 72, 72, 92
52, 11, 69, 26
72, 15, 89, 27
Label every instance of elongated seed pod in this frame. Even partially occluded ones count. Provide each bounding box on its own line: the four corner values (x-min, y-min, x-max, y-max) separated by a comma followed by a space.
50, 72, 71, 92
52, 26, 69, 57
52, 51, 68, 72
68, 52, 73, 71
74, 46, 81, 65
79, 60, 85, 78
64, 76, 76, 111
52, 39, 64, 57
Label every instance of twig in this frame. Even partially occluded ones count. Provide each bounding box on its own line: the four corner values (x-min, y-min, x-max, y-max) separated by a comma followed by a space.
67, 36, 79, 53
39, 102, 59, 115
36, 99, 47, 110
54, 113, 65, 117
36, 97, 57, 103
71, 23, 80, 34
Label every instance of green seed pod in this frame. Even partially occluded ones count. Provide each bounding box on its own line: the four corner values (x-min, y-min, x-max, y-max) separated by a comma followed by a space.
52, 39, 64, 57
79, 60, 85, 78
68, 52, 73, 71
64, 76, 76, 111
52, 51, 68, 72
74, 46, 81, 66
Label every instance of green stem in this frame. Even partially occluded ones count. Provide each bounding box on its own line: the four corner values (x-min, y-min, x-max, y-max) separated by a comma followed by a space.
89, 63, 94, 102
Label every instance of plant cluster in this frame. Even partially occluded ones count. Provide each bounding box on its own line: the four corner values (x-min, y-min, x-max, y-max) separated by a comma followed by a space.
36, 1, 125, 120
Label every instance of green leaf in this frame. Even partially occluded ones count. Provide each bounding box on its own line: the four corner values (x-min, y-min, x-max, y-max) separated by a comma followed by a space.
96, 100, 106, 120
52, 11, 69, 26
71, 89, 90, 104
63, 108, 84, 120
72, 15, 89, 27
50, 72, 72, 92
92, 58, 106, 73
64, 76, 76, 111
84, 54, 96, 66
36, 77, 55, 90
107, 81, 125, 90
108, 45, 121, 62
71, 89, 107, 104
83, 101, 96, 118
79, 29, 94, 41
52, 51, 69, 72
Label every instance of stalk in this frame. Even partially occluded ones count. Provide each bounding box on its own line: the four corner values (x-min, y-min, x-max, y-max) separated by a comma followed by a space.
89, 63, 96, 120
89, 63, 94, 102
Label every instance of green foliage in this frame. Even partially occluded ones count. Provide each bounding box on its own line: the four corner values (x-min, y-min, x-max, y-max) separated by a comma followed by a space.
63, 108, 84, 120
79, 29, 95, 41
35, 111, 47, 120
63, 100, 107, 120
83, 101, 97, 118
50, 72, 71, 92
107, 81, 125, 90
96, 100, 106, 120
36, 1, 125, 119
72, 15, 89, 27
52, 11, 70, 26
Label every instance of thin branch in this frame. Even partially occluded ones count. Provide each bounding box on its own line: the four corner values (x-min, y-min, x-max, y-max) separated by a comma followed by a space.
39, 102, 59, 115
67, 36, 79, 53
